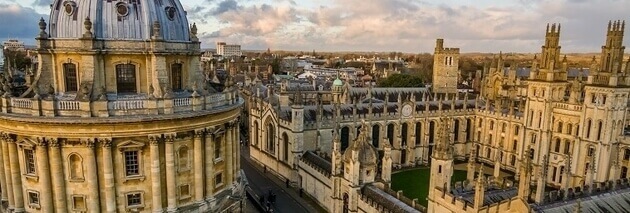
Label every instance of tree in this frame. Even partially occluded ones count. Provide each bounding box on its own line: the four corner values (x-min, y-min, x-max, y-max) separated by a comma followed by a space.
2, 49, 31, 72
377, 74, 425, 87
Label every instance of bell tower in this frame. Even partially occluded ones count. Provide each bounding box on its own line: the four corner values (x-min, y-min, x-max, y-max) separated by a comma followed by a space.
432, 39, 459, 94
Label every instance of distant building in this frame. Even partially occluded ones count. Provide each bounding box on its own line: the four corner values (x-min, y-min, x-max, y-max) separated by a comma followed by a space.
2, 39, 25, 51
216, 42, 242, 57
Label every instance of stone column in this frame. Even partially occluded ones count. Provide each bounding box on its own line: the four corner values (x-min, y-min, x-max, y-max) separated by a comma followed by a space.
84, 139, 101, 212
225, 123, 234, 183
99, 138, 116, 213
205, 127, 215, 199
7, 135, 24, 212
149, 135, 163, 213
165, 134, 177, 212
193, 129, 205, 203
235, 123, 241, 179
48, 138, 67, 213
0, 137, 8, 202
35, 138, 53, 213
1, 135, 14, 210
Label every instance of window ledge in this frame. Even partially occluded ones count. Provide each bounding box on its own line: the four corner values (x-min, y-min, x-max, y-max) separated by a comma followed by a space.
214, 158, 223, 164
123, 175, 145, 182
69, 178, 85, 183
24, 174, 39, 181
126, 205, 145, 212
215, 183, 224, 189
179, 195, 192, 201
29, 203, 41, 210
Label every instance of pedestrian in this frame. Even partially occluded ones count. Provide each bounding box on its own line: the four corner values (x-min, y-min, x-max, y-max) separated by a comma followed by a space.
264, 166, 267, 173
299, 188, 303, 197
285, 179, 290, 188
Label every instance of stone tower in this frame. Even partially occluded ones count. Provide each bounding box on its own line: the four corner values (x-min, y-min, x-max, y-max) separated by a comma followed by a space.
427, 118, 454, 212
432, 39, 459, 94
583, 20, 629, 182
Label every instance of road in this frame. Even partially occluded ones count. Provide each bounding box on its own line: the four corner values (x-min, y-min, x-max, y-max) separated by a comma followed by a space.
241, 148, 311, 213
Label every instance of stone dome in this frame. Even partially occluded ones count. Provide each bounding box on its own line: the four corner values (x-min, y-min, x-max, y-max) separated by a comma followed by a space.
48, 0, 191, 41
333, 77, 344, 86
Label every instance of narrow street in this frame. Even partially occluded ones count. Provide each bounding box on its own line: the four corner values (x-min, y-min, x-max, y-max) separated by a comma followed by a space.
241, 147, 323, 213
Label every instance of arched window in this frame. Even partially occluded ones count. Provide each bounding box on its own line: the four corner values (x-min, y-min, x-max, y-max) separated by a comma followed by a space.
501, 123, 506, 133
171, 63, 183, 91
486, 147, 491, 159
253, 121, 259, 146
597, 121, 603, 141
387, 123, 395, 145
622, 166, 628, 178
623, 148, 630, 161
266, 123, 275, 152
453, 120, 460, 140
557, 122, 563, 133
401, 123, 408, 146
554, 138, 561, 152
513, 140, 518, 151
465, 119, 472, 141
567, 123, 573, 135
63, 63, 78, 92
178, 146, 189, 171
490, 121, 494, 130
372, 125, 380, 147
564, 140, 571, 154
342, 193, 349, 213
68, 153, 84, 181
283, 133, 289, 161
586, 119, 592, 138
341, 126, 350, 152
116, 64, 137, 93
415, 122, 422, 146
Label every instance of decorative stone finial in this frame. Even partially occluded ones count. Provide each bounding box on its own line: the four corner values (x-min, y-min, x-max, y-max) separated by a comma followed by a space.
98, 86, 107, 100
191, 81, 200, 97
190, 23, 198, 41
83, 17, 93, 38
38, 17, 48, 38
148, 84, 155, 99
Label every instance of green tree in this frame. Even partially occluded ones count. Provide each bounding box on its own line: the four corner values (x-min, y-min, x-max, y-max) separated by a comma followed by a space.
377, 74, 425, 87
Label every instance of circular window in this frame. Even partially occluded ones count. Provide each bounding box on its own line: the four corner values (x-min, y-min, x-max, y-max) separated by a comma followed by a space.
165, 7, 176, 21
63, 1, 75, 16
116, 3, 129, 16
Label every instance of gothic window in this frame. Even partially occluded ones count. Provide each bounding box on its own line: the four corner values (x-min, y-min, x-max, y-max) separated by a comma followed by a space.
116, 64, 137, 93
538, 111, 543, 128
372, 125, 380, 147
501, 123, 506, 133
557, 122, 563, 133
415, 122, 422, 146
528, 110, 534, 127
178, 146, 190, 172
576, 124, 580, 136
551, 167, 557, 181
386, 124, 395, 146
597, 121, 603, 141
490, 121, 494, 130
453, 120, 460, 140
342, 193, 349, 213
63, 63, 78, 92
253, 121, 259, 146
486, 148, 491, 159
622, 166, 628, 178
401, 123, 408, 146
488, 134, 493, 145
479, 119, 483, 127
567, 123, 573, 135
513, 140, 518, 151
554, 138, 561, 152
514, 126, 520, 135
171, 63, 183, 91
266, 124, 276, 153
341, 126, 350, 152
465, 119, 472, 141
282, 133, 289, 162
624, 149, 630, 161
586, 119, 592, 138
564, 140, 571, 154
68, 153, 84, 181
587, 147, 595, 157
511, 155, 516, 166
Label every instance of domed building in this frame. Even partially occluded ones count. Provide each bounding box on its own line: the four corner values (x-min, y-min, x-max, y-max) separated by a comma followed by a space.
0, 0, 244, 212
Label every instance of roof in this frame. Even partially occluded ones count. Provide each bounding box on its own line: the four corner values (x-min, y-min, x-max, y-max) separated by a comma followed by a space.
300, 151, 332, 176
49, 0, 191, 41
361, 185, 422, 213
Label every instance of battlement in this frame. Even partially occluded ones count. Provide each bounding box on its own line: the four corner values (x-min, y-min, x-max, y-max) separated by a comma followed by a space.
436, 48, 460, 54
545, 23, 561, 36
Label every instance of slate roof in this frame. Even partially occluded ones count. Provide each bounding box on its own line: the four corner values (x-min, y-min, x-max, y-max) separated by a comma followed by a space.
361, 185, 422, 213
457, 187, 518, 207
300, 151, 332, 177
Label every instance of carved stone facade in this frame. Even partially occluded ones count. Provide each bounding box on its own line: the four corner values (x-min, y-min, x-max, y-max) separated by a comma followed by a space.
0, 1, 244, 212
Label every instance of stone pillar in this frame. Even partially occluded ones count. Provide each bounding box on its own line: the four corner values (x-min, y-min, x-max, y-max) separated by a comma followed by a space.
84, 139, 101, 212
0, 137, 8, 202
99, 138, 116, 213
193, 129, 205, 203
235, 123, 241, 179
205, 127, 215, 199
1, 135, 14, 210
165, 134, 177, 212
48, 138, 67, 213
226, 123, 234, 183
7, 135, 24, 212
149, 135, 163, 213
35, 138, 53, 213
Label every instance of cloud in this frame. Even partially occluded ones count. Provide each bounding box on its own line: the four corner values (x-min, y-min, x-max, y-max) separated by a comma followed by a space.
31, 0, 52, 8
211, 0, 242, 15
0, 4, 46, 44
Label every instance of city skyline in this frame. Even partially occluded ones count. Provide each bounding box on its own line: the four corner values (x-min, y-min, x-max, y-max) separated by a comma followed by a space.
1, 0, 629, 53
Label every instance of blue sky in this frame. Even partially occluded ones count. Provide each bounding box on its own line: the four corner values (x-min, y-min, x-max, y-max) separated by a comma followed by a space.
1, 0, 629, 53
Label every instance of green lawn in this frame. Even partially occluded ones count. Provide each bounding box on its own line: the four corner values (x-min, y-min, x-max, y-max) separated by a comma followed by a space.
391, 168, 468, 207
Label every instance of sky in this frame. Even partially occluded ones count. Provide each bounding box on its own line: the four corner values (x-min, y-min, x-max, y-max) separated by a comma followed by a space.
0, 0, 629, 53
